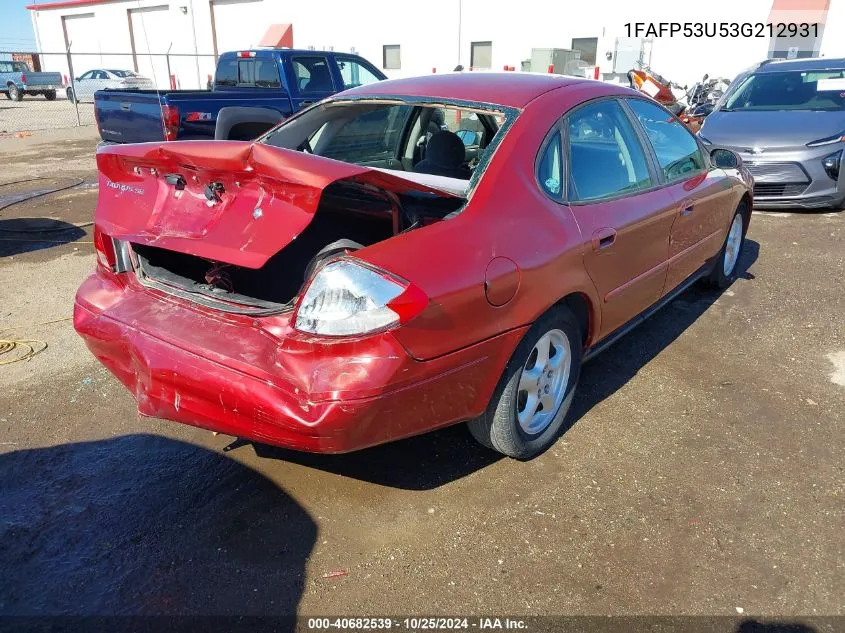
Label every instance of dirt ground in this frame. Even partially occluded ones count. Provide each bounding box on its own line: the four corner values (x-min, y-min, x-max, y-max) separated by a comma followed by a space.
0, 127, 843, 626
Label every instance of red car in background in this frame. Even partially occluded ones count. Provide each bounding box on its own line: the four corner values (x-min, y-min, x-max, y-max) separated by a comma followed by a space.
74, 73, 752, 459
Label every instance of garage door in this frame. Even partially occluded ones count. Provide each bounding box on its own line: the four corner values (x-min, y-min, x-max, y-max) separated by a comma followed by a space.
211, 0, 268, 56
129, 5, 172, 89
61, 12, 99, 82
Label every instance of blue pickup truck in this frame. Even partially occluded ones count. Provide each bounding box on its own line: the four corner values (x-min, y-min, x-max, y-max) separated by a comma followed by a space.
1, 60, 63, 101
94, 49, 386, 143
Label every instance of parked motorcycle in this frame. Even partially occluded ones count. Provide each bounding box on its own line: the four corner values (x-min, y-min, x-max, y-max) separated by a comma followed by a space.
628, 65, 731, 131
679, 74, 730, 132
627, 65, 686, 115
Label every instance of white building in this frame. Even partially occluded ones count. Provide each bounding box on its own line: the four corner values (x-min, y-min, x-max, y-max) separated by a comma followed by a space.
25, 0, 845, 91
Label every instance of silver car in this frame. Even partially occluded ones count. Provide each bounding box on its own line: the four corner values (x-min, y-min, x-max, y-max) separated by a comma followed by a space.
699, 57, 845, 210
67, 69, 156, 103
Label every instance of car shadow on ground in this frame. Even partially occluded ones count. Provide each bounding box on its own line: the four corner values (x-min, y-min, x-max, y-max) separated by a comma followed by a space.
0, 218, 87, 257
736, 619, 818, 633
565, 238, 759, 434
253, 240, 759, 490
0, 434, 315, 620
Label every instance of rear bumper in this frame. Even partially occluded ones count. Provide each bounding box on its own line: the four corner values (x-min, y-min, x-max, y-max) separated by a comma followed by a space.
74, 272, 523, 453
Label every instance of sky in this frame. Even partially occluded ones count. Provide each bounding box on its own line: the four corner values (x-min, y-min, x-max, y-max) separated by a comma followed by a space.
0, 0, 38, 52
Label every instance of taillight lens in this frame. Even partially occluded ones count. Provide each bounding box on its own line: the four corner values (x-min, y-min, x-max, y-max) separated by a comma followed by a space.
20, 73, 27, 84
93, 226, 116, 270
161, 104, 179, 141
294, 260, 427, 336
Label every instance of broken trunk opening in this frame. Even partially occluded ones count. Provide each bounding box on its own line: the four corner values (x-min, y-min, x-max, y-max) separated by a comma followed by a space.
130, 179, 464, 313
95, 141, 466, 314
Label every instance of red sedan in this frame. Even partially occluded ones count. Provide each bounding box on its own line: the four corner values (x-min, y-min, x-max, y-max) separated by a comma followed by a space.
74, 73, 753, 459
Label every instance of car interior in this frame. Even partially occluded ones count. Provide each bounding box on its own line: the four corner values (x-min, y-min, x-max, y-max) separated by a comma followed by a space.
262, 101, 502, 186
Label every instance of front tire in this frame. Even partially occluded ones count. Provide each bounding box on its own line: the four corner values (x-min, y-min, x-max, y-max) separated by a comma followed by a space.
707, 205, 747, 289
468, 306, 582, 459
8, 83, 22, 101
66, 88, 76, 104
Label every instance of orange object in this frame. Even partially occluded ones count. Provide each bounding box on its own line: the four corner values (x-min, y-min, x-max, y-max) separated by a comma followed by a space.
258, 23, 293, 48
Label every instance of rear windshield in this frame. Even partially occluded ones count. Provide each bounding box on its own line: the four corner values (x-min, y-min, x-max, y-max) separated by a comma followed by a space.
261, 99, 512, 182
724, 68, 845, 111
108, 70, 138, 78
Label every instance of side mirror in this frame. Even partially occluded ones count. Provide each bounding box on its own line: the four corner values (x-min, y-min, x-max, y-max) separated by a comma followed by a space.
703, 73, 709, 81
711, 148, 740, 169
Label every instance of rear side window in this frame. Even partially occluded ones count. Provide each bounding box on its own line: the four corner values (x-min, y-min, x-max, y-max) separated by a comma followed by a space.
292, 56, 335, 94
566, 100, 652, 202
215, 58, 238, 87
537, 131, 563, 197
626, 98, 705, 183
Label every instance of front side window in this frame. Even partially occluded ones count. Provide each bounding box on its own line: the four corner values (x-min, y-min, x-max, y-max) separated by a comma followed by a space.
627, 98, 705, 183
724, 68, 845, 112
538, 132, 562, 197
336, 57, 380, 90
567, 100, 652, 201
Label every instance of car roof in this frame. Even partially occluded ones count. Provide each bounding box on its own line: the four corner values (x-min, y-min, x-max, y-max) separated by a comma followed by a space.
754, 57, 845, 73
338, 72, 596, 109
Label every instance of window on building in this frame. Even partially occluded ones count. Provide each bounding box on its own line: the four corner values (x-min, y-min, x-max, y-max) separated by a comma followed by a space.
626, 98, 705, 183
470, 41, 492, 69
383, 45, 401, 70
336, 57, 381, 90
567, 100, 652, 201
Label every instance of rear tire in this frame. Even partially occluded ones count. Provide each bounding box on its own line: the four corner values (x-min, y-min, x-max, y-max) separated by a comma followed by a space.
706, 204, 747, 289
8, 83, 22, 102
467, 306, 582, 459
44, 90, 56, 101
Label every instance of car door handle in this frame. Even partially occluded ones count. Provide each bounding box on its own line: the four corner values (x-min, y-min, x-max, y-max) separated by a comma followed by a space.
301, 100, 314, 107
120, 103, 131, 111
681, 201, 695, 216
592, 228, 617, 250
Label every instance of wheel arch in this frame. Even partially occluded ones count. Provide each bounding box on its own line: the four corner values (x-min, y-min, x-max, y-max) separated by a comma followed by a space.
554, 291, 597, 349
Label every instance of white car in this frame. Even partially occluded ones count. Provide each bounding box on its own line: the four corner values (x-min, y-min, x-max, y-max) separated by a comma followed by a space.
67, 69, 156, 103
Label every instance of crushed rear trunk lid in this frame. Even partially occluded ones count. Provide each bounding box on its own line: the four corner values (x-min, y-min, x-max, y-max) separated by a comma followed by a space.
95, 141, 463, 311
96, 141, 461, 269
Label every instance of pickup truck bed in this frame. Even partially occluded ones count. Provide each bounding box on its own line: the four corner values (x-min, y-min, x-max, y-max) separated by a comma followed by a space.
95, 49, 386, 144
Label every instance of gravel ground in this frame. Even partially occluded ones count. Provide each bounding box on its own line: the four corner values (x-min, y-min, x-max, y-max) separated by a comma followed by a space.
0, 98, 96, 134
0, 129, 843, 627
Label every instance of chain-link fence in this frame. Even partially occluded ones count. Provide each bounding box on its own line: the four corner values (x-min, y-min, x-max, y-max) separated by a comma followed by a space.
1, 50, 216, 134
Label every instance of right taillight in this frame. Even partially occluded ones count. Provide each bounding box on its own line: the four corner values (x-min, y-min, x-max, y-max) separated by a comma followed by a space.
93, 225, 117, 271
293, 260, 428, 337
161, 104, 179, 141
